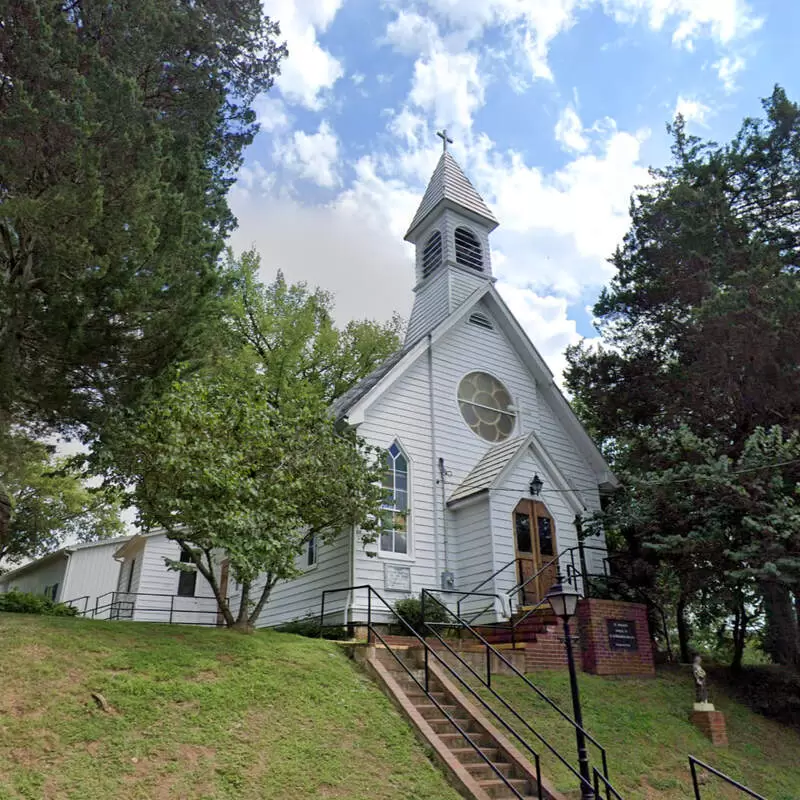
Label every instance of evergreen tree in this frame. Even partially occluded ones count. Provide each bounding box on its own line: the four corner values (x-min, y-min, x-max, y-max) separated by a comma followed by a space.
567, 88, 800, 666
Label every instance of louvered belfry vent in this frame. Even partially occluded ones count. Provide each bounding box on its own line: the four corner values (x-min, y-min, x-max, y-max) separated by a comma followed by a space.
422, 230, 443, 278
469, 312, 493, 330
455, 227, 483, 271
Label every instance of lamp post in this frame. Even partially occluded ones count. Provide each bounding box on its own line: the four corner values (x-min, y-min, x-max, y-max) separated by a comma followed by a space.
529, 473, 543, 498
545, 574, 594, 800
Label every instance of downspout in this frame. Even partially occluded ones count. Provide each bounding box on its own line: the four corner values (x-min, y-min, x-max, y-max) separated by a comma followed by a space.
427, 333, 442, 583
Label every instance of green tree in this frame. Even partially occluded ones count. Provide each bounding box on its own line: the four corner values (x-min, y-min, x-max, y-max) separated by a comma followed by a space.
94, 255, 402, 630
0, 1, 286, 434
567, 87, 800, 666
0, 431, 123, 567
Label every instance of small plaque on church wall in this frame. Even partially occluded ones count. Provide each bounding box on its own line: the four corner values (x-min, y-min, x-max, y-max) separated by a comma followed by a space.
607, 619, 638, 651
384, 564, 412, 593
383, 564, 411, 592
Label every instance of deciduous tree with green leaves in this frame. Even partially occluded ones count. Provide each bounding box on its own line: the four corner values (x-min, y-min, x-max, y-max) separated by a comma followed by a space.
95, 253, 402, 630
0, 431, 123, 568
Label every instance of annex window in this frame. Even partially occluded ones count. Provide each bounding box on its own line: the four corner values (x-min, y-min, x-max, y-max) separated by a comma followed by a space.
380, 442, 409, 555
307, 535, 318, 567
455, 227, 483, 271
457, 371, 515, 442
422, 230, 443, 278
177, 548, 197, 598
126, 558, 136, 593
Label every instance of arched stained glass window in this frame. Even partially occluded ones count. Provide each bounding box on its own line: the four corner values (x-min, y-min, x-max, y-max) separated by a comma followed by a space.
380, 442, 408, 554
455, 227, 483, 271
422, 230, 443, 278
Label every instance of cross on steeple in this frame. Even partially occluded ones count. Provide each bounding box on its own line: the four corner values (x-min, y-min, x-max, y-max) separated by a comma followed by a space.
437, 129, 453, 153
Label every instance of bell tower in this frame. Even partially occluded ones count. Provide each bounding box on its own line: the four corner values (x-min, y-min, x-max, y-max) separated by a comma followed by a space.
403, 131, 499, 344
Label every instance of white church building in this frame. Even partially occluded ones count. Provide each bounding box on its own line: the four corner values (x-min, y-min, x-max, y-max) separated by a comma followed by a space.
111, 147, 618, 629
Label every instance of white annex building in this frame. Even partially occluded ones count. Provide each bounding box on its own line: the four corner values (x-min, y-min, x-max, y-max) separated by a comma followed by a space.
3, 148, 617, 630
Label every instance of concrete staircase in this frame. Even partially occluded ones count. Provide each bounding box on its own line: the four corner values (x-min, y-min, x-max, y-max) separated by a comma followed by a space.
355, 644, 567, 800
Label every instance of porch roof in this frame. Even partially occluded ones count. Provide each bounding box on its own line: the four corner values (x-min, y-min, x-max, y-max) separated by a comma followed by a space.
447, 434, 530, 505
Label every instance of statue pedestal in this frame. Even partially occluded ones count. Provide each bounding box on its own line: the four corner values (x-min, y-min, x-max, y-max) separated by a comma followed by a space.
691, 706, 728, 746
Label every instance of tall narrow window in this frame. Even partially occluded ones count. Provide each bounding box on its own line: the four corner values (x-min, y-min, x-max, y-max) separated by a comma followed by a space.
422, 230, 443, 278
307, 535, 318, 567
380, 442, 409, 555
455, 227, 483, 271
126, 558, 136, 593
177, 548, 197, 598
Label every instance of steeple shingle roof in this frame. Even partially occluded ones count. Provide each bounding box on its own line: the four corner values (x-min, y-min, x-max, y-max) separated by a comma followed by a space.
404, 151, 498, 239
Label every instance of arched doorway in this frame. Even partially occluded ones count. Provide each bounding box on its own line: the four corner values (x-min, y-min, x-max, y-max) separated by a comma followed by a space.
513, 499, 557, 606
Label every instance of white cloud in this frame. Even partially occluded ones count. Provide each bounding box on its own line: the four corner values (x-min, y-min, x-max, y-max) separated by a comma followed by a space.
385, 0, 760, 86
351, 72, 365, 85
554, 107, 589, 153
408, 45, 485, 130
266, 0, 344, 109
714, 54, 746, 93
275, 121, 340, 188
674, 95, 711, 125
252, 95, 290, 133
497, 284, 598, 383
384, 10, 441, 55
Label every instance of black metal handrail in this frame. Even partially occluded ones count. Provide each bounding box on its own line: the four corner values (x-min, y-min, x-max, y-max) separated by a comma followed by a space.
319, 585, 538, 800
61, 595, 90, 615
90, 591, 225, 625
422, 588, 609, 795
593, 766, 624, 800
688, 757, 766, 800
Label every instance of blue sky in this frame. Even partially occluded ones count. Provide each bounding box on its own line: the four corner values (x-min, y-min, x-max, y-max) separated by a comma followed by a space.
228, 0, 800, 381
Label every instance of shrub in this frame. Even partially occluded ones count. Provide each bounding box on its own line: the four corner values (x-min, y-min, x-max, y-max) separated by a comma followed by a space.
275, 615, 348, 640
0, 590, 78, 617
393, 594, 452, 635
721, 664, 800, 730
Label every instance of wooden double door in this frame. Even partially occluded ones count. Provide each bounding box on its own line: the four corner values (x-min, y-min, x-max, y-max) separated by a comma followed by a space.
514, 499, 557, 606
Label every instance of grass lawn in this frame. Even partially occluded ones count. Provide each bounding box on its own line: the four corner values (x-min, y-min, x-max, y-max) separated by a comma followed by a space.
481, 667, 800, 800
0, 613, 462, 800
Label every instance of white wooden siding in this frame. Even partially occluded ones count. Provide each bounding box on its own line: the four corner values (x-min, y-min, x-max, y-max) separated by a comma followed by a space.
61, 542, 124, 612
351, 297, 607, 622
0, 557, 68, 600
250, 533, 352, 628
406, 265, 451, 343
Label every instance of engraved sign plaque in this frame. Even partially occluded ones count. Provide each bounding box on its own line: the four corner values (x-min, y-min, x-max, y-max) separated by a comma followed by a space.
384, 564, 412, 592
607, 619, 638, 652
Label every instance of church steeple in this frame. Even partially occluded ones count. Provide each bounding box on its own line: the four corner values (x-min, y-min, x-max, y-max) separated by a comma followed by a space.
403, 136, 499, 344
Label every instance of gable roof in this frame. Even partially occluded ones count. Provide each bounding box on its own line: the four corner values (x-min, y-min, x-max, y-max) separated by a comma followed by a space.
448, 435, 529, 504
405, 152, 499, 240
335, 282, 618, 492
0, 535, 132, 583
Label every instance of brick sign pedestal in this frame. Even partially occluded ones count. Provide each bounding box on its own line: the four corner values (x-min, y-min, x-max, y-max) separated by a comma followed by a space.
691, 707, 728, 746
577, 599, 655, 676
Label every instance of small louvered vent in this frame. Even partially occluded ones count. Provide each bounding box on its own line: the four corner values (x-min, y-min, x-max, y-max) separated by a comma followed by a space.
455, 227, 483, 271
422, 230, 443, 278
469, 312, 493, 330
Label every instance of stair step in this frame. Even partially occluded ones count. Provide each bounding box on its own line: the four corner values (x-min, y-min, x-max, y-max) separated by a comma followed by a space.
428, 716, 476, 734
449, 747, 501, 764
438, 731, 495, 750
478, 778, 532, 798
466, 761, 515, 779
414, 703, 461, 719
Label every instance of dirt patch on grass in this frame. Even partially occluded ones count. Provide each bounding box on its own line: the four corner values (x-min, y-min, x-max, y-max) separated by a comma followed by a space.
188, 669, 219, 683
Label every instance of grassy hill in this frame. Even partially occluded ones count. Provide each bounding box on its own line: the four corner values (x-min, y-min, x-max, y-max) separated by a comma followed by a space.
483, 668, 800, 800
2, 614, 799, 800
0, 614, 461, 800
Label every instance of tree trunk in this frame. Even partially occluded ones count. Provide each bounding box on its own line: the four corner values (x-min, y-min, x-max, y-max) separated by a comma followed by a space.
676, 594, 691, 663
731, 601, 747, 673
176, 539, 235, 628
233, 580, 252, 631
0, 489, 10, 557
761, 580, 800, 668
248, 573, 277, 628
